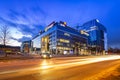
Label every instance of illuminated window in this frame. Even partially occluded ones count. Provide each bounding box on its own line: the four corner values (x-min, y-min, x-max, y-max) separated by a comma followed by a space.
80, 30, 89, 36
59, 39, 69, 43
64, 33, 70, 36
58, 43, 60, 45
57, 47, 63, 49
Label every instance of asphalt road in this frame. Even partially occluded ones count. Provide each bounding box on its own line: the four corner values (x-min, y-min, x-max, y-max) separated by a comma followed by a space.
0, 55, 120, 80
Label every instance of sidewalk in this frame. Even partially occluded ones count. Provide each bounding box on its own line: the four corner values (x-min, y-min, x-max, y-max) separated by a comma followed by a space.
0, 54, 41, 62
99, 65, 120, 80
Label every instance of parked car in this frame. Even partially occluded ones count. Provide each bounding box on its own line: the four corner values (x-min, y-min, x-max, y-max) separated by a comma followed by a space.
41, 53, 52, 59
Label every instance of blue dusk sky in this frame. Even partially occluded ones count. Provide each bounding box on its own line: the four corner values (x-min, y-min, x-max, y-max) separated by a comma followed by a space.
0, 0, 120, 48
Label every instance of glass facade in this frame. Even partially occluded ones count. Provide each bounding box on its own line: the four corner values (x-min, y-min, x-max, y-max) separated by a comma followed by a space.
79, 19, 107, 55
56, 29, 87, 55
31, 35, 41, 54
30, 21, 88, 55
21, 20, 107, 55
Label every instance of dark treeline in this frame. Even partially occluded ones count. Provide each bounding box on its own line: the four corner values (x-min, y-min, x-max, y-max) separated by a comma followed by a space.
108, 47, 120, 54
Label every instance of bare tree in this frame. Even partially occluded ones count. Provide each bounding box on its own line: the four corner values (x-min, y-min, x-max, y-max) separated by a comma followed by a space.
0, 25, 11, 57
0, 25, 11, 46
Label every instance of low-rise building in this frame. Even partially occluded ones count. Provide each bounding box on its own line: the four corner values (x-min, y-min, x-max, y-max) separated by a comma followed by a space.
0, 45, 20, 54
21, 40, 32, 53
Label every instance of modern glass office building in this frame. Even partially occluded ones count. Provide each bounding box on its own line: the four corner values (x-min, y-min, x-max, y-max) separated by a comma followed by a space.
31, 21, 88, 55
79, 19, 107, 55
21, 19, 107, 55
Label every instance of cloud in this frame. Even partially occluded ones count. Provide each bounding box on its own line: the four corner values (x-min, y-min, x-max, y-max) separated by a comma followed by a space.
7, 6, 47, 26
0, 0, 120, 48
0, 15, 44, 37
8, 39, 21, 46
0, 6, 47, 46
0, 16, 43, 46
5, 27, 32, 46
0, 3, 52, 46
10, 27, 32, 39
